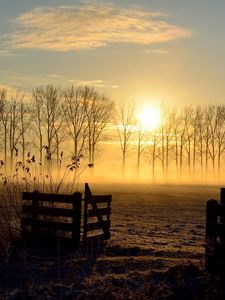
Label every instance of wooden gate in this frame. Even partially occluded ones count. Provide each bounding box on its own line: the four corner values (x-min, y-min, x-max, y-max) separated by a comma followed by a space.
83, 183, 112, 242
21, 184, 112, 247
22, 191, 82, 247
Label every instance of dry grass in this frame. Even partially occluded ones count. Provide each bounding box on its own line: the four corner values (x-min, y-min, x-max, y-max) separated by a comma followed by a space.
0, 180, 224, 299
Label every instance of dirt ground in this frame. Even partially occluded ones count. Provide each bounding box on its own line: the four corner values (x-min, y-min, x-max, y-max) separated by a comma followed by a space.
1, 184, 224, 299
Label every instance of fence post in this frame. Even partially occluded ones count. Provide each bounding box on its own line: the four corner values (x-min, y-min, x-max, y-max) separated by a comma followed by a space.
72, 192, 82, 247
83, 183, 90, 242
206, 199, 218, 256
220, 188, 225, 243
31, 190, 39, 235
104, 195, 112, 240
220, 188, 225, 204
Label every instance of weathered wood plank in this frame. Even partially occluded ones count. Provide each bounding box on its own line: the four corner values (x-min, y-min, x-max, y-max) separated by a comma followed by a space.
214, 242, 225, 258
219, 189, 225, 242
83, 183, 91, 240
87, 220, 111, 232
88, 207, 111, 218
206, 203, 225, 217
22, 205, 73, 217
72, 192, 82, 243
221, 188, 225, 204
90, 195, 112, 204
205, 194, 225, 274
22, 218, 73, 231
206, 200, 219, 255
22, 192, 75, 203
89, 192, 109, 236
206, 221, 225, 233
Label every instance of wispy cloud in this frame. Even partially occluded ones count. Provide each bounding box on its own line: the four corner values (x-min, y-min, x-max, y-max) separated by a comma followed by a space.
0, 83, 12, 90
0, 83, 30, 96
69, 79, 104, 87
10, 2, 191, 51
69, 79, 119, 89
145, 49, 168, 55
0, 49, 9, 55
0, 48, 16, 57
49, 73, 62, 78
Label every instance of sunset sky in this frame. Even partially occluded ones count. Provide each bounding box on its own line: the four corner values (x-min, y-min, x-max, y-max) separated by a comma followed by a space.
0, 0, 225, 105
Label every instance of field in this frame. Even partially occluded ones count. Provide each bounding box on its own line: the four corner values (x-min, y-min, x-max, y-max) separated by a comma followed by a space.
1, 184, 225, 299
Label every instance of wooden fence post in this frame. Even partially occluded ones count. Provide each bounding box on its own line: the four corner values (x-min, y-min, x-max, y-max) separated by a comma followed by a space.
31, 190, 39, 235
104, 195, 112, 239
83, 183, 90, 241
220, 188, 225, 243
220, 188, 225, 204
206, 199, 218, 255
72, 192, 82, 246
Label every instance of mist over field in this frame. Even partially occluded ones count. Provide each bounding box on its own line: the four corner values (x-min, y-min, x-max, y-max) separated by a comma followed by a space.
1, 85, 225, 190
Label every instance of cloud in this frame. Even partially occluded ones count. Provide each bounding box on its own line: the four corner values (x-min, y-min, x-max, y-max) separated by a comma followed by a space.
49, 73, 62, 78
0, 83, 12, 90
70, 79, 104, 87
0, 37, 16, 56
69, 79, 119, 89
0, 83, 31, 98
10, 2, 191, 51
0, 49, 10, 56
145, 49, 168, 55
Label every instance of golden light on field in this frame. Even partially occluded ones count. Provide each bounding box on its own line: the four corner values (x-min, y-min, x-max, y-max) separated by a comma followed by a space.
137, 106, 161, 130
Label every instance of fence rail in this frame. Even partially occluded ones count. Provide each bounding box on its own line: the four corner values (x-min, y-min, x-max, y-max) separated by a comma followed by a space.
22, 190, 82, 246
23, 192, 78, 203
83, 183, 111, 242
21, 184, 112, 248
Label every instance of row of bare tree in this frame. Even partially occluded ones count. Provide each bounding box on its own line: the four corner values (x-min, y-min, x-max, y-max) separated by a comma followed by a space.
116, 103, 225, 180
1, 85, 225, 181
0, 86, 114, 172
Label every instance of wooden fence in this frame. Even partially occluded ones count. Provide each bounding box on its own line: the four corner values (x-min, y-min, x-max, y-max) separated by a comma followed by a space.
206, 188, 225, 273
22, 191, 82, 246
21, 184, 112, 248
83, 183, 111, 243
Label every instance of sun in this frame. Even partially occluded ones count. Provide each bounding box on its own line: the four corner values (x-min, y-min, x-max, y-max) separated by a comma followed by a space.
137, 106, 161, 130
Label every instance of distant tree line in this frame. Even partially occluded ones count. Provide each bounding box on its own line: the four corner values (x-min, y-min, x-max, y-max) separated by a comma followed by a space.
0, 85, 114, 172
118, 103, 225, 181
1, 85, 225, 182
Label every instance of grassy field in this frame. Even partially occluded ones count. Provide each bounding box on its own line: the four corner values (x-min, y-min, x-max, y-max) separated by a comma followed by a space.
1, 183, 225, 299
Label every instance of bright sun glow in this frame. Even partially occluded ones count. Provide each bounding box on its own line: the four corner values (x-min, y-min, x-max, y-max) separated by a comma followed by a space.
138, 107, 161, 130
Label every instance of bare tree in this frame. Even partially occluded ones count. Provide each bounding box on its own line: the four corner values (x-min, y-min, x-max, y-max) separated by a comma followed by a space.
183, 106, 193, 178
170, 107, 181, 180
0, 89, 9, 169
63, 86, 88, 158
8, 93, 22, 171
32, 85, 63, 165
150, 129, 161, 180
203, 106, 214, 177
115, 102, 135, 177
164, 105, 177, 180
208, 106, 218, 177
52, 101, 65, 165
136, 120, 149, 179
194, 106, 204, 178
18, 97, 32, 164
84, 87, 115, 165
158, 104, 167, 178
42, 85, 62, 157
32, 87, 44, 166
215, 106, 225, 179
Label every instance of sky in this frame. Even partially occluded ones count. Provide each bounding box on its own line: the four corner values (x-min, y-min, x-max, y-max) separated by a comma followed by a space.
0, 0, 225, 106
